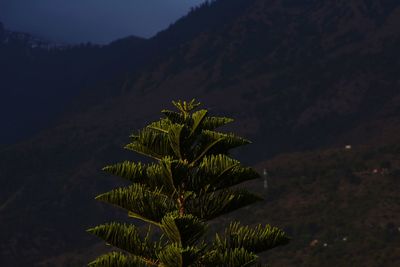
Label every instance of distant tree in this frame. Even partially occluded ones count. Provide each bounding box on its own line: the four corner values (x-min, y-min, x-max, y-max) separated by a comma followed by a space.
87, 99, 289, 266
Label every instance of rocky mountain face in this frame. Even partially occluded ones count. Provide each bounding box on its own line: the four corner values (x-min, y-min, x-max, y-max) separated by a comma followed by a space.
1, 0, 400, 266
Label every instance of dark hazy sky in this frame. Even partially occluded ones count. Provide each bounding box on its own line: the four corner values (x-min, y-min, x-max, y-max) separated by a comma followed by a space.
0, 0, 206, 44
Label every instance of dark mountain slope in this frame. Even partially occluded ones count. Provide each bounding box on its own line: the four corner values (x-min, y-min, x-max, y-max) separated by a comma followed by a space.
0, 24, 147, 145
0, 0, 255, 146
229, 143, 400, 266
128, 0, 400, 161
1, 0, 400, 266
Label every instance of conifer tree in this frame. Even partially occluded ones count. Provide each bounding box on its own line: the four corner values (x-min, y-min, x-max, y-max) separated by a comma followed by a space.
87, 99, 289, 266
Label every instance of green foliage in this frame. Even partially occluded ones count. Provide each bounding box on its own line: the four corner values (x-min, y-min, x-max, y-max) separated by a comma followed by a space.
213, 221, 290, 253
87, 223, 162, 258
88, 99, 288, 266
205, 247, 258, 267
160, 212, 208, 247
87, 251, 150, 267
95, 183, 176, 226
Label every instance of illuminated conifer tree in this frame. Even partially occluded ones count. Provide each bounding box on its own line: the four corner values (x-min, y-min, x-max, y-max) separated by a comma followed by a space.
87, 99, 289, 266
